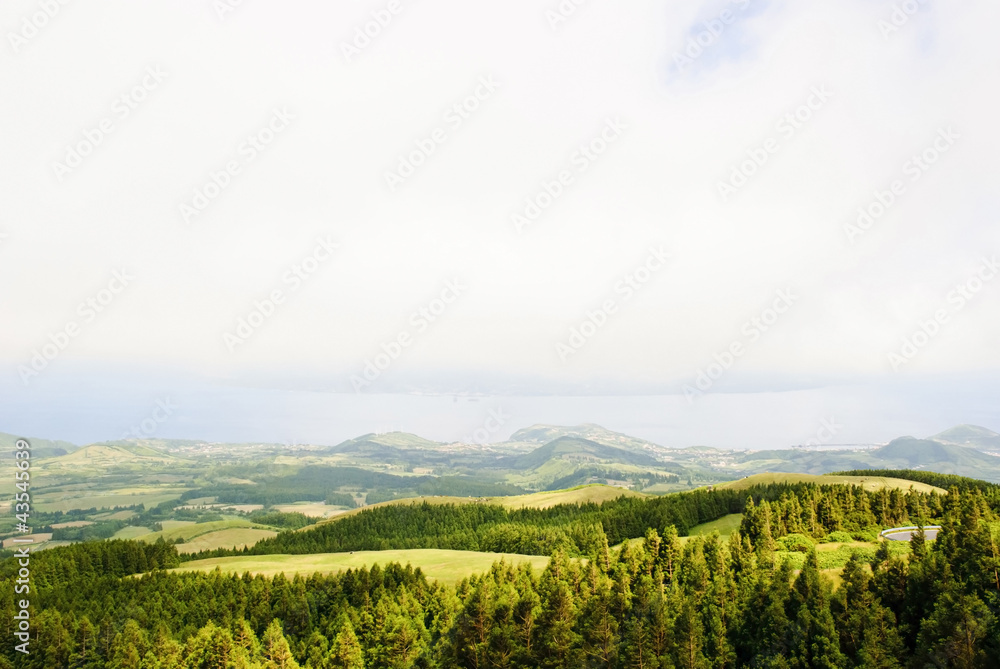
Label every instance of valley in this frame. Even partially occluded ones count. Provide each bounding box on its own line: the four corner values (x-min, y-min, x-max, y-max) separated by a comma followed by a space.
3, 423, 1000, 667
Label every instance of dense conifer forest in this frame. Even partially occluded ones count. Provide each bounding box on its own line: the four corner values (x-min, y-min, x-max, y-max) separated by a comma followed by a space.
2, 479, 998, 667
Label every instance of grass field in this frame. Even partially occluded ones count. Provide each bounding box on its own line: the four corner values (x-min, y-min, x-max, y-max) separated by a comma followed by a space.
113, 526, 154, 540
172, 549, 552, 584
687, 513, 743, 537
34, 488, 190, 513
641, 482, 700, 494
716, 473, 945, 494
2, 533, 52, 548
140, 519, 272, 544
96, 510, 138, 521
496, 485, 647, 509
272, 502, 346, 518
50, 520, 94, 529
175, 528, 277, 554
316, 484, 645, 527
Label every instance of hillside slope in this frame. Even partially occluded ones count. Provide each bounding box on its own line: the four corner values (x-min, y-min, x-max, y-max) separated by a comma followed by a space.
42, 442, 179, 468
716, 472, 946, 494
315, 483, 646, 526
872, 437, 1000, 469
1, 432, 77, 458
508, 424, 664, 454
929, 424, 1000, 452
506, 436, 660, 470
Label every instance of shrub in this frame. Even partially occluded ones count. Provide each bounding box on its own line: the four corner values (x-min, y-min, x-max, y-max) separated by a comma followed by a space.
850, 526, 880, 542
820, 531, 854, 544
777, 533, 815, 553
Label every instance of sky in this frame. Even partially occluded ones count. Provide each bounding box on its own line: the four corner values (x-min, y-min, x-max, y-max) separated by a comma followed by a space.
1, 0, 998, 448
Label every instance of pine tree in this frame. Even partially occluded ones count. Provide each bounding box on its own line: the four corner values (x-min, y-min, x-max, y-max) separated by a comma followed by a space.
234, 619, 263, 666
262, 619, 301, 669
534, 579, 581, 668
674, 597, 709, 669
914, 581, 995, 669
108, 620, 148, 669
643, 529, 662, 577
660, 525, 682, 587
303, 630, 330, 669
145, 625, 184, 669
579, 573, 618, 668
744, 561, 793, 666
35, 609, 73, 669
453, 575, 494, 668
597, 531, 612, 574
787, 549, 845, 669
855, 604, 903, 669
69, 616, 101, 669
329, 620, 365, 669
184, 621, 235, 669
620, 575, 657, 669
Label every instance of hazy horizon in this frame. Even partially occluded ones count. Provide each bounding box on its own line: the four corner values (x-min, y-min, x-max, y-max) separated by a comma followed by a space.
3, 366, 997, 450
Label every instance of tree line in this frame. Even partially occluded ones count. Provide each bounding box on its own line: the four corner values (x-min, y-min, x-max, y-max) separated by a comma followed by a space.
186, 482, 954, 562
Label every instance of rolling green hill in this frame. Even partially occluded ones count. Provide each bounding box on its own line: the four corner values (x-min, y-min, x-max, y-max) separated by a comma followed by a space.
928, 424, 1000, 452
715, 472, 946, 494
316, 483, 645, 526
41, 443, 180, 468
330, 431, 446, 453
733, 449, 874, 474
872, 437, 1000, 469
0, 432, 78, 458
731, 436, 1000, 483
506, 436, 660, 470
138, 518, 275, 544
507, 424, 665, 455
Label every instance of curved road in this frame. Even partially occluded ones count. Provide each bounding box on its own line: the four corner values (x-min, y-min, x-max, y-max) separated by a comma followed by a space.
881, 526, 940, 541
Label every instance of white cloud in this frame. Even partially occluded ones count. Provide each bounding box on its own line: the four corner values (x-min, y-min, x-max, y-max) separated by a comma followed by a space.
1, 0, 997, 443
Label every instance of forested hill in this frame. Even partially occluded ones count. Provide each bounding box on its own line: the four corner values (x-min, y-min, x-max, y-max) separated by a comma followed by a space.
2, 482, 997, 667
831, 468, 1000, 496
186, 479, 959, 561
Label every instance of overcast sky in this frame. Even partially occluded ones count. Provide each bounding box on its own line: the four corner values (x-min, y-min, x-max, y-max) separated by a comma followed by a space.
1, 0, 998, 447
